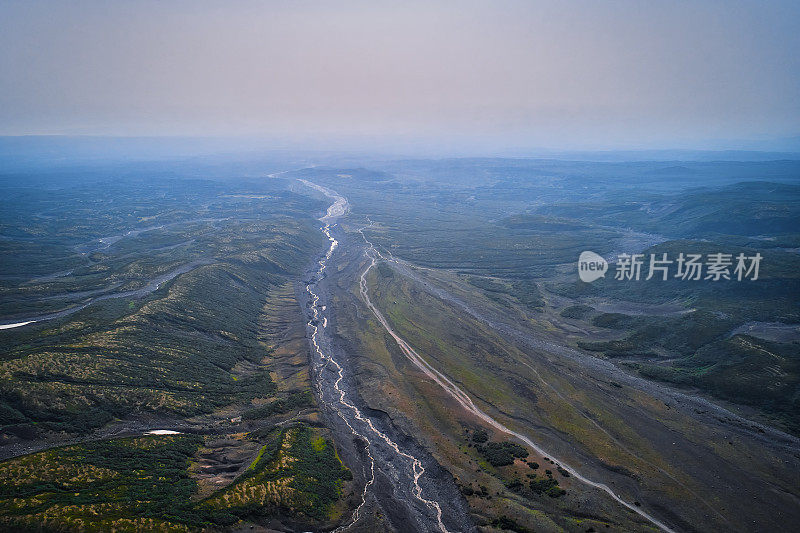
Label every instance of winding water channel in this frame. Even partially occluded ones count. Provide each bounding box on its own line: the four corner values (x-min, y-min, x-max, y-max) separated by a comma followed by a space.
300, 180, 456, 532
301, 179, 680, 533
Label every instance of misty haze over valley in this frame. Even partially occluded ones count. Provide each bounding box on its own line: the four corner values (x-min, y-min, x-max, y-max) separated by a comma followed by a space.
1, 2, 799, 532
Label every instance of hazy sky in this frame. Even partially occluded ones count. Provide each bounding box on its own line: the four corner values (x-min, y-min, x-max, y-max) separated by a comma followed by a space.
1, 0, 798, 150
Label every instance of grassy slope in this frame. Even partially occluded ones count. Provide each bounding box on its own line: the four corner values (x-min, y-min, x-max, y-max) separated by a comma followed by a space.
345, 258, 799, 532
0, 217, 321, 437
328, 167, 800, 437
0, 177, 357, 530
0, 426, 351, 532
332, 262, 657, 532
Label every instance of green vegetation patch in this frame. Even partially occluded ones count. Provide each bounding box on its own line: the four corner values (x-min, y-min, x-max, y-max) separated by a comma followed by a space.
492, 515, 533, 532
476, 440, 529, 467
504, 468, 567, 500
242, 390, 314, 420
559, 304, 594, 320
201, 425, 351, 523
639, 335, 800, 433
0, 427, 354, 531
0, 434, 205, 531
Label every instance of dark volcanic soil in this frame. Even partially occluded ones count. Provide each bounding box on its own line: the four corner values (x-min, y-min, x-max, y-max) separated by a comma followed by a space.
299, 218, 474, 533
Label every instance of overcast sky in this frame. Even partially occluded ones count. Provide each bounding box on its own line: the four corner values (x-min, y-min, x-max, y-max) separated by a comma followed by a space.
1, 0, 798, 151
